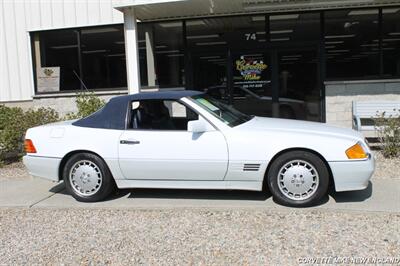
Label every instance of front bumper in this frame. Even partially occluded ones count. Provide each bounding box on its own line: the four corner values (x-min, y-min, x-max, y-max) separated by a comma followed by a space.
328, 155, 375, 192
23, 155, 61, 182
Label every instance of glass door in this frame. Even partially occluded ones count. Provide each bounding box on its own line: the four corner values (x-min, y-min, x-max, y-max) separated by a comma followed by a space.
191, 52, 228, 96
230, 51, 273, 117
277, 48, 321, 121
229, 46, 322, 122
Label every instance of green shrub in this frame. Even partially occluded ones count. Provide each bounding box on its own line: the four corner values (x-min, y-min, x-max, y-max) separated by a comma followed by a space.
0, 92, 104, 164
0, 106, 59, 158
65, 92, 105, 120
375, 110, 400, 158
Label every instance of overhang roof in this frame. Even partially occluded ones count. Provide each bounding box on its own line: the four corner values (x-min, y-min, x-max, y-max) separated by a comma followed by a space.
113, 0, 400, 22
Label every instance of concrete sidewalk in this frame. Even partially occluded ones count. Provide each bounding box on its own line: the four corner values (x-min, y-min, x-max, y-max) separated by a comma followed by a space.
0, 178, 399, 212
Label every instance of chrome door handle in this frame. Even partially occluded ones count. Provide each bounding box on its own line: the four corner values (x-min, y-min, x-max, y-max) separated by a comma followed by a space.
120, 140, 140, 145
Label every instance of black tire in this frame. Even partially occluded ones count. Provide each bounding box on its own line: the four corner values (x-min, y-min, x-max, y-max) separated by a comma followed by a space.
63, 153, 116, 202
267, 150, 329, 207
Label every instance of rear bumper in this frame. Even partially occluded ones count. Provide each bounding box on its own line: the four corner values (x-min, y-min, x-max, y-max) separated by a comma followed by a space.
23, 155, 61, 182
329, 155, 375, 192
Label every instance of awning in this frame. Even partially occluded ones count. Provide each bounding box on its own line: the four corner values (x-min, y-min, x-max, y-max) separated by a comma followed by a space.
113, 0, 400, 22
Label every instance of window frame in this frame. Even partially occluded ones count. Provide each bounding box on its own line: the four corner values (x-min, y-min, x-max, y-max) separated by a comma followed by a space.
30, 23, 126, 95
125, 98, 202, 132
29, 6, 400, 96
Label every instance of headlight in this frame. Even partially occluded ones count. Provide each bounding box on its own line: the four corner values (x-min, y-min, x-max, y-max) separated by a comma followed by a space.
345, 142, 368, 159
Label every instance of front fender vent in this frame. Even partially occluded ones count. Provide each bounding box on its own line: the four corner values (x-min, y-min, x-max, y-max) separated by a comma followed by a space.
243, 164, 261, 172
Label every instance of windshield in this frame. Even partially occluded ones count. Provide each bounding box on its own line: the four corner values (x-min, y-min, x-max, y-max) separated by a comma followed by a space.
191, 94, 252, 127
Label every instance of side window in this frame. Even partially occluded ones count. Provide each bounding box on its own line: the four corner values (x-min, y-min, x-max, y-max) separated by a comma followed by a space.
129, 100, 198, 130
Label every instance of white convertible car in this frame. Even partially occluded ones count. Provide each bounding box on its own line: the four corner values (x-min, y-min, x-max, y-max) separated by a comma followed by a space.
23, 91, 375, 207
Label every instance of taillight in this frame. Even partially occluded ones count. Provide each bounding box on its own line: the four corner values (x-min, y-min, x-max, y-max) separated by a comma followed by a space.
24, 139, 37, 153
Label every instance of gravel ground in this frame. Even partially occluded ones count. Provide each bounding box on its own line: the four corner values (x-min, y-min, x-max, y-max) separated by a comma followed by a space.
0, 162, 31, 180
0, 208, 398, 265
372, 151, 400, 180
1, 151, 398, 181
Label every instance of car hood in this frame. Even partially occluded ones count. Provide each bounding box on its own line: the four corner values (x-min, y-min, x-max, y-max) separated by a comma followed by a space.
238, 116, 364, 141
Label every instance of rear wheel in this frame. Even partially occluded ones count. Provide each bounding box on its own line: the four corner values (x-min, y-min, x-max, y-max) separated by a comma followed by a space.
63, 153, 115, 202
267, 150, 329, 207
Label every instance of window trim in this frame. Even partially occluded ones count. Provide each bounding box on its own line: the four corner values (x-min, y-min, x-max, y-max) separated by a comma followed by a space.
124, 98, 216, 132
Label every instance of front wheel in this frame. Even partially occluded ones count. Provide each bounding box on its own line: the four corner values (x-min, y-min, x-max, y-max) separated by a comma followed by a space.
267, 151, 329, 207
63, 153, 115, 202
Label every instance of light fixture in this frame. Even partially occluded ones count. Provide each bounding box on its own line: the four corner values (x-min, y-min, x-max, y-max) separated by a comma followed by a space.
282, 54, 302, 58
155, 50, 180, 54
155, 45, 168, 49
325, 41, 344, 44
373, 47, 396, 51
208, 59, 226, 62
200, 56, 221, 59
351, 54, 368, 57
107, 53, 125, 57
383, 38, 400, 42
242, 54, 263, 57
82, 49, 108, 54
389, 32, 400, 36
281, 58, 299, 61
51, 44, 79, 49
360, 43, 379, 47
325, 45, 336, 49
196, 41, 227, 46
186, 34, 219, 40
271, 38, 290, 42
114, 41, 124, 45
328, 49, 350, 53
361, 51, 379, 55
271, 29, 293, 34
325, 34, 355, 39
166, 54, 184, 57
81, 27, 119, 34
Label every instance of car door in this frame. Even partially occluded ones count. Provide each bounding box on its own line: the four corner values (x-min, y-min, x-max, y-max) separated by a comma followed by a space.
118, 99, 228, 180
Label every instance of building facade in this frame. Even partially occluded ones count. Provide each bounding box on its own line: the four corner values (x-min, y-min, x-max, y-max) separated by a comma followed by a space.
1, 0, 400, 128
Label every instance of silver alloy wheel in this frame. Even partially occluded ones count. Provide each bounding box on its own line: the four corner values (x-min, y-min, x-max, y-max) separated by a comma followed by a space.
69, 160, 102, 197
277, 160, 319, 201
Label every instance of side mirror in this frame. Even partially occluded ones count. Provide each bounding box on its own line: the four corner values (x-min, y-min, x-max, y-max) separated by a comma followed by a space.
187, 118, 211, 133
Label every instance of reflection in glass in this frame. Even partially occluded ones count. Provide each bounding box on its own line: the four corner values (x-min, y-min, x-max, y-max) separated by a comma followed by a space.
325, 9, 379, 79
382, 8, 400, 77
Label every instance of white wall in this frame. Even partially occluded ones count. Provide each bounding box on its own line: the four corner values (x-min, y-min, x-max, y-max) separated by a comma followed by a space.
0, 0, 123, 103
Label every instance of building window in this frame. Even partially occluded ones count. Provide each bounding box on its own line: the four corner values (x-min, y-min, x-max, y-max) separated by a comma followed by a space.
32, 25, 128, 93
269, 12, 320, 43
32, 29, 80, 92
80, 25, 126, 89
325, 9, 380, 79
382, 8, 400, 77
153, 21, 184, 88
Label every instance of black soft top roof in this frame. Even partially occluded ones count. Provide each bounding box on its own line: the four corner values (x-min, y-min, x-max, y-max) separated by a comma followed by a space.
72, 90, 203, 130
